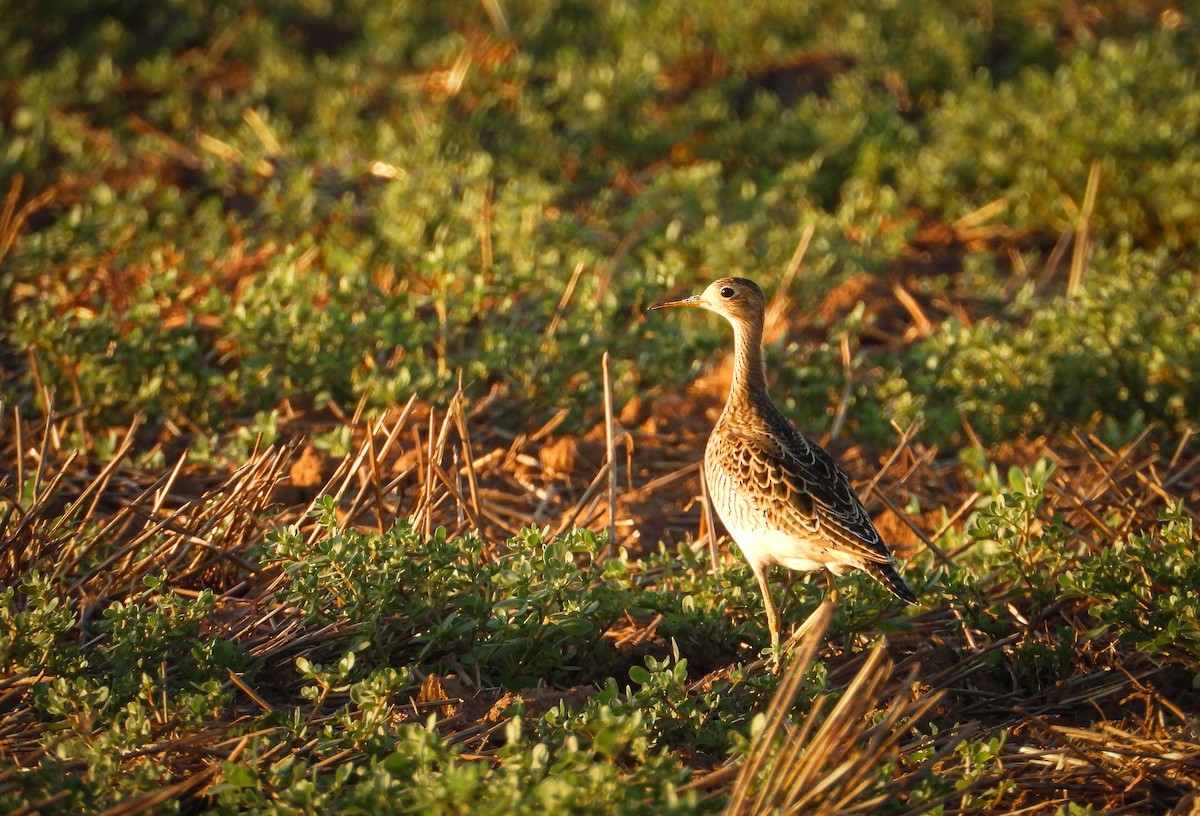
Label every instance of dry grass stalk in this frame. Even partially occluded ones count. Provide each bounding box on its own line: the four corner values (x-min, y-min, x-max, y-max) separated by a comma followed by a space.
541, 261, 587, 354
602, 350, 618, 557
723, 603, 943, 814
1068, 162, 1101, 298
0, 176, 60, 267
699, 466, 721, 575
764, 224, 815, 343
828, 333, 855, 441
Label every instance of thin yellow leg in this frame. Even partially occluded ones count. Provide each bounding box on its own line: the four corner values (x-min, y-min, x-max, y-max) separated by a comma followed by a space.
824, 569, 839, 606
752, 564, 781, 662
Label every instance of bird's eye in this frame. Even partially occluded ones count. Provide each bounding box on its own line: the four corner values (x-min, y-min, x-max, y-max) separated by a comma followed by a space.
719, 286, 736, 299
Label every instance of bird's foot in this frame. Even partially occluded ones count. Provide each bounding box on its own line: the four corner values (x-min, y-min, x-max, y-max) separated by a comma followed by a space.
763, 636, 784, 674
823, 569, 839, 606
766, 650, 782, 675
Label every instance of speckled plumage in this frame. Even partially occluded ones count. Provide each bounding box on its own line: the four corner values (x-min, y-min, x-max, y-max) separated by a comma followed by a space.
650, 276, 916, 656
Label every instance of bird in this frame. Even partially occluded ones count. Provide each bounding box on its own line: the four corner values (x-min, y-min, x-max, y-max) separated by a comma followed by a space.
649, 276, 917, 659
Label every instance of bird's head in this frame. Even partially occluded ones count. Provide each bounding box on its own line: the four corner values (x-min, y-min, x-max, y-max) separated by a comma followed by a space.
648, 276, 766, 326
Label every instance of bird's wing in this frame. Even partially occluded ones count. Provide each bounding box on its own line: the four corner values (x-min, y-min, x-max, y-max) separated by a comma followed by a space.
721, 425, 893, 566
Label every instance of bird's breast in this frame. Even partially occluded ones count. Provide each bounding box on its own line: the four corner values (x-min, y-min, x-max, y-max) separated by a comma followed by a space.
703, 433, 857, 575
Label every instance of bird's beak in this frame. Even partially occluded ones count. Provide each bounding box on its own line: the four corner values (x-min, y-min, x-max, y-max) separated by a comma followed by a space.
647, 294, 702, 312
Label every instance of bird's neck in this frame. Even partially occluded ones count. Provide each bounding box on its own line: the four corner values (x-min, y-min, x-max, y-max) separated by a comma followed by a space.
727, 317, 769, 412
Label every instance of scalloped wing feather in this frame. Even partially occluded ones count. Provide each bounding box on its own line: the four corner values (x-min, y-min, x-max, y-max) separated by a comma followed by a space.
706, 422, 893, 568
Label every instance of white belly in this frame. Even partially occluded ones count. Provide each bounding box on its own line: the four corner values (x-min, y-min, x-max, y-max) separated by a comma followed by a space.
714, 500, 857, 576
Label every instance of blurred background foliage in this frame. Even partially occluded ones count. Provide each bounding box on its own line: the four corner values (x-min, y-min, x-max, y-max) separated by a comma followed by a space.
2, 0, 1198, 447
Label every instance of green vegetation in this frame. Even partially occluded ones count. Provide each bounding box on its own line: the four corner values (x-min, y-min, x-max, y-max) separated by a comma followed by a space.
6, 0, 1200, 443
3, 1, 1199, 813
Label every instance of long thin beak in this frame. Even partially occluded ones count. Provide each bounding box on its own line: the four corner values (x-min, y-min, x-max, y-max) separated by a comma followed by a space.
647, 294, 702, 312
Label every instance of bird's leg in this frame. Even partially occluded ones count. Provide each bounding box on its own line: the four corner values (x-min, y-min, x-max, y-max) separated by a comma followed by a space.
781, 569, 807, 612
751, 564, 782, 670
823, 568, 839, 606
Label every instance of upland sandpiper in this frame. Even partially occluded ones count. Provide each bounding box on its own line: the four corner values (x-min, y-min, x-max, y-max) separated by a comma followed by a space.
649, 276, 917, 657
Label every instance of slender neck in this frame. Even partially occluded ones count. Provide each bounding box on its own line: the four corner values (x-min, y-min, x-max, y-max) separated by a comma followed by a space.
728, 313, 768, 409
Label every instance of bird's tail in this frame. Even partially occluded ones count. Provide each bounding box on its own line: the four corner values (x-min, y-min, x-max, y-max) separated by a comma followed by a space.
864, 561, 918, 605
